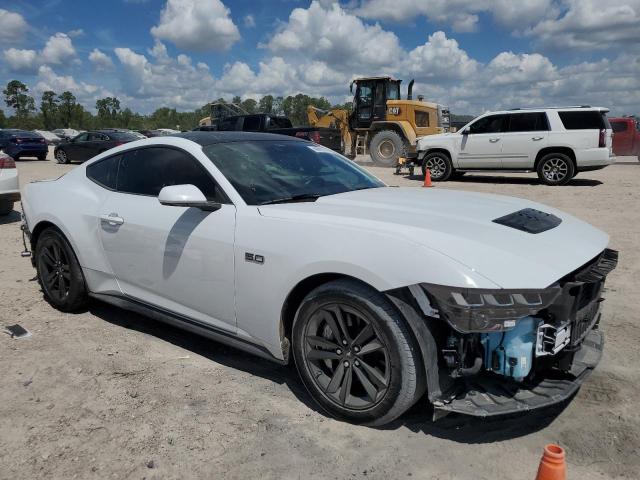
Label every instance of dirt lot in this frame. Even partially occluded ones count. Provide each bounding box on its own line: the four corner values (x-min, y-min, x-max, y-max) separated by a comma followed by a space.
1, 151, 639, 479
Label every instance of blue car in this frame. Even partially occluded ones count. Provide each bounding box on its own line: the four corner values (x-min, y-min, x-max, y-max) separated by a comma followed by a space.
0, 129, 48, 160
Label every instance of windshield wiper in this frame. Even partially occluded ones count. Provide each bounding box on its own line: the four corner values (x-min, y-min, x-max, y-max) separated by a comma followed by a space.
260, 193, 322, 205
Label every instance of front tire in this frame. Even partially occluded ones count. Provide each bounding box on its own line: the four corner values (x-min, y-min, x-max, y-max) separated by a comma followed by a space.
537, 153, 575, 185
55, 149, 69, 164
421, 151, 453, 181
35, 228, 88, 312
369, 130, 407, 167
292, 279, 423, 426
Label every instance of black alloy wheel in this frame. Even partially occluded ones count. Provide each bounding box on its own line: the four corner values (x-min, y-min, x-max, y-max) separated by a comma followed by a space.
292, 279, 423, 426
302, 303, 390, 410
36, 228, 88, 311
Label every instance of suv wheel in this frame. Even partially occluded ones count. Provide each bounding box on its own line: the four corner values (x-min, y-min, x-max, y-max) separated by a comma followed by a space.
421, 151, 453, 181
369, 130, 407, 167
292, 279, 423, 426
55, 149, 69, 164
537, 153, 575, 185
35, 228, 89, 312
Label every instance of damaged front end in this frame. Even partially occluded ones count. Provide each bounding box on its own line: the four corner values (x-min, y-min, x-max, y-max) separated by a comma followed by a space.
395, 248, 618, 418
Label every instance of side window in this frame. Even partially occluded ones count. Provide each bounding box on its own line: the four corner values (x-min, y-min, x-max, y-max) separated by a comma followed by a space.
506, 113, 549, 132
242, 115, 262, 131
558, 111, 607, 130
468, 115, 506, 134
358, 84, 373, 106
116, 147, 227, 202
611, 121, 628, 133
86, 155, 120, 190
374, 83, 385, 105
218, 117, 238, 131
75, 133, 89, 142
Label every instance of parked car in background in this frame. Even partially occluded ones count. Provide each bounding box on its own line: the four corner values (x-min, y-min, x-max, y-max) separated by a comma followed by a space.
54, 129, 139, 164
0, 152, 19, 215
196, 113, 322, 144
0, 129, 48, 160
52, 129, 80, 141
136, 129, 170, 137
610, 116, 640, 158
22, 132, 616, 425
34, 130, 62, 146
417, 106, 614, 185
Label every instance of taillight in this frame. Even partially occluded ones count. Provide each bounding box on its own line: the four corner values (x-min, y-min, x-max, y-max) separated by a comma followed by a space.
599, 129, 606, 148
0, 155, 16, 169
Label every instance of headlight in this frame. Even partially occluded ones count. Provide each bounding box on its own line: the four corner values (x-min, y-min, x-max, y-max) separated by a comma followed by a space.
421, 283, 561, 333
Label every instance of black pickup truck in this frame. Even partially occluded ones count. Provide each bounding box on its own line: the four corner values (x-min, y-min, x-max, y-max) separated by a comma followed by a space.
194, 113, 341, 151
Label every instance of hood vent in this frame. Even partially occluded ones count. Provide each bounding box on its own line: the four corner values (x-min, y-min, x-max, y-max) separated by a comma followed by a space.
492, 208, 562, 234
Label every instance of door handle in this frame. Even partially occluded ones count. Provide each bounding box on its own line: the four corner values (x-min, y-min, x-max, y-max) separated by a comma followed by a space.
489, 138, 500, 143
531, 136, 544, 141
100, 213, 124, 226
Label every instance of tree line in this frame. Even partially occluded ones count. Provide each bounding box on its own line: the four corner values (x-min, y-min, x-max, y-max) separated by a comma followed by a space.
1, 79, 352, 132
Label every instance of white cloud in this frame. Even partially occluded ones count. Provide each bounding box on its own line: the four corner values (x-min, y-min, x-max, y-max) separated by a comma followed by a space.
151, 0, 240, 51
405, 31, 479, 81
0, 9, 28, 44
267, 1, 402, 72
244, 14, 255, 28
114, 41, 217, 110
527, 0, 640, 49
41, 33, 76, 65
89, 48, 114, 70
355, 0, 555, 32
34, 65, 113, 109
3, 48, 39, 72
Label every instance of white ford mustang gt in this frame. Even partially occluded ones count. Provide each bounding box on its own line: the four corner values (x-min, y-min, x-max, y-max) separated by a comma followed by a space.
21, 132, 617, 425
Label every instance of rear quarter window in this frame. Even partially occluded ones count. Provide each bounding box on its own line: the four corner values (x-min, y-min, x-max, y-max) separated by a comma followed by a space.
558, 111, 608, 130
86, 155, 120, 190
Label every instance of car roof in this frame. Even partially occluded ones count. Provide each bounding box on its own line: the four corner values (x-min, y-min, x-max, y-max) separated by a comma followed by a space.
483, 106, 609, 115
174, 131, 304, 146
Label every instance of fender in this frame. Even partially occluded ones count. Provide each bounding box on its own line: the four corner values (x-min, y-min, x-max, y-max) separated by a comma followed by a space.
371, 121, 417, 147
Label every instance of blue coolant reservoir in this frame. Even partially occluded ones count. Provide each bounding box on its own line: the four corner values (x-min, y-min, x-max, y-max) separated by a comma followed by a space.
481, 317, 539, 382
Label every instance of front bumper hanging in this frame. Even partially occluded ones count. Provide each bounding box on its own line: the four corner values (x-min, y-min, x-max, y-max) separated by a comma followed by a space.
433, 328, 604, 417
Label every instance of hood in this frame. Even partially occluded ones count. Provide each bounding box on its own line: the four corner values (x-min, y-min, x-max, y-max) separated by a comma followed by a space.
258, 187, 609, 289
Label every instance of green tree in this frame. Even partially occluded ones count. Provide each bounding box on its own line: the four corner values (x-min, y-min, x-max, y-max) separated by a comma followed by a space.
240, 98, 257, 114
0, 108, 6, 128
58, 91, 77, 128
258, 95, 274, 114
3, 80, 36, 119
96, 97, 121, 127
40, 90, 59, 130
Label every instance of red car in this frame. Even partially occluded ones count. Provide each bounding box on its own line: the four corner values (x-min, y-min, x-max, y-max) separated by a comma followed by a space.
610, 117, 640, 158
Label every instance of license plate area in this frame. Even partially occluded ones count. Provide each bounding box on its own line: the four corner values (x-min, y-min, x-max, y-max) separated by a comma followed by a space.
536, 322, 571, 357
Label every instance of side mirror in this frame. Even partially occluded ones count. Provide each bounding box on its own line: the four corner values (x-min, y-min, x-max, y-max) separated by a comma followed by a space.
460, 127, 469, 135
158, 184, 221, 211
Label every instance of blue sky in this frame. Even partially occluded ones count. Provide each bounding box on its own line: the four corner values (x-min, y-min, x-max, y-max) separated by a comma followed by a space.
1, 1, 639, 115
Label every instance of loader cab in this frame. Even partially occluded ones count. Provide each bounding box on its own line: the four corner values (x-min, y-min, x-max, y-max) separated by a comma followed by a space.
350, 77, 401, 129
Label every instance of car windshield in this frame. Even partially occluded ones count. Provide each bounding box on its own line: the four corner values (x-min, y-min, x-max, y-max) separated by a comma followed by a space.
203, 140, 385, 205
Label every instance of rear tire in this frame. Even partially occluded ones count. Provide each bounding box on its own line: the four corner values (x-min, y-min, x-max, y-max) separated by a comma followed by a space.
421, 151, 453, 181
292, 279, 423, 426
536, 153, 575, 185
369, 130, 407, 167
0, 200, 13, 216
35, 228, 88, 312
55, 149, 69, 164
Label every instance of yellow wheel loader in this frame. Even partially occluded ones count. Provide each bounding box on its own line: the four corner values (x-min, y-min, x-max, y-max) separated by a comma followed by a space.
308, 77, 450, 167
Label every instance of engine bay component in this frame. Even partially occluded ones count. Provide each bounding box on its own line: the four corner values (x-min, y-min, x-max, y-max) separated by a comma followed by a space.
481, 316, 539, 382
536, 322, 571, 356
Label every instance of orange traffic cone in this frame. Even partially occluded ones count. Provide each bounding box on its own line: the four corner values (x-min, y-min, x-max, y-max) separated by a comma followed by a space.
423, 168, 433, 187
535, 444, 566, 480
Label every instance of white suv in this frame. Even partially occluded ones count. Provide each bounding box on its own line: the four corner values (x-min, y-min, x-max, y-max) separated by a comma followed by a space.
416, 107, 614, 185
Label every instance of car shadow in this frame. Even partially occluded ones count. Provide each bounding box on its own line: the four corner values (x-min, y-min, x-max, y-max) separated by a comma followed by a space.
406, 174, 603, 186
0, 210, 21, 225
87, 301, 322, 414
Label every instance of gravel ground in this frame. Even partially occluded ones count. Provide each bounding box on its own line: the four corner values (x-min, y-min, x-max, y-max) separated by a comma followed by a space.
1, 150, 639, 479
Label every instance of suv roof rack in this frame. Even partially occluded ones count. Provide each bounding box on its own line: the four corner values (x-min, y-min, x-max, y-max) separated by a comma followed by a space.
509, 105, 592, 110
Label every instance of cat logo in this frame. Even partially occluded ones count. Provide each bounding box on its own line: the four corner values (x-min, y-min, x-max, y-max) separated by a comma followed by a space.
388, 107, 401, 115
